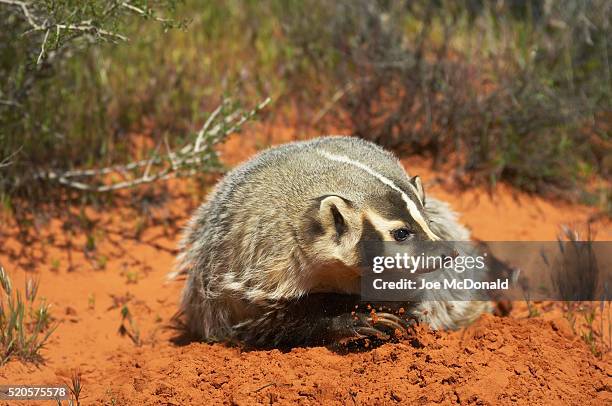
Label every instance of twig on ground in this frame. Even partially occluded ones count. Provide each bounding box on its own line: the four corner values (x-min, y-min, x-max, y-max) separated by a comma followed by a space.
253, 383, 276, 393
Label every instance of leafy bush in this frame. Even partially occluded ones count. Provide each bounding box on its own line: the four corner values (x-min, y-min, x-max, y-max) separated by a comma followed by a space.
1, 0, 609, 209
0, 0, 185, 201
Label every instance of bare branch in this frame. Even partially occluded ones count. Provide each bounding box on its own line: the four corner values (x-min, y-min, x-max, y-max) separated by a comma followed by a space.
52, 23, 128, 42
121, 2, 173, 24
36, 29, 49, 65
312, 81, 354, 125
194, 104, 223, 152
0, 99, 22, 108
44, 167, 176, 192
37, 98, 271, 192
0, 147, 22, 169
0, 158, 12, 169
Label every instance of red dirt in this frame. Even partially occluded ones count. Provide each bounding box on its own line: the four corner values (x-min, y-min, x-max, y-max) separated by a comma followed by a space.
0, 127, 611, 405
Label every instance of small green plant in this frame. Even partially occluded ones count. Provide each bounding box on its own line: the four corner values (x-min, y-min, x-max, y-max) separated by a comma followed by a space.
57, 369, 83, 406
0, 265, 56, 364
96, 255, 108, 270
104, 388, 118, 406
118, 305, 141, 346
50, 258, 61, 272
85, 234, 96, 252
527, 303, 540, 318
601, 300, 612, 351
581, 307, 598, 355
67, 369, 83, 406
581, 303, 610, 358
125, 271, 139, 284
563, 301, 610, 358
87, 293, 96, 310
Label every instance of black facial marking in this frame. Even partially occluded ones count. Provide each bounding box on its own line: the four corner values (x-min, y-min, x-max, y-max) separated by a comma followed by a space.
381, 191, 412, 220
357, 217, 385, 268
360, 218, 385, 242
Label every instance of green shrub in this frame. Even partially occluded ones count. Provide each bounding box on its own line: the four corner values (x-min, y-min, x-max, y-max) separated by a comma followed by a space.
1, 1, 609, 209
0, 0, 185, 201
278, 0, 611, 198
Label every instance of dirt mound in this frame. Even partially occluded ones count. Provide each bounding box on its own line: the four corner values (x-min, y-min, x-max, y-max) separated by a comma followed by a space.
90, 315, 610, 405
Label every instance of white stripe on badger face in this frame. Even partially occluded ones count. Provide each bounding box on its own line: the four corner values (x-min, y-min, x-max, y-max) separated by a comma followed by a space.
317, 150, 441, 241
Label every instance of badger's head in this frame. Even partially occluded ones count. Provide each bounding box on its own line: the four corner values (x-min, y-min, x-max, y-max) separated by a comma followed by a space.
300, 174, 441, 275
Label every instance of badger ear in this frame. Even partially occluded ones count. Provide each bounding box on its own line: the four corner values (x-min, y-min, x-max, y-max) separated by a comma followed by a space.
410, 175, 425, 205
318, 195, 355, 239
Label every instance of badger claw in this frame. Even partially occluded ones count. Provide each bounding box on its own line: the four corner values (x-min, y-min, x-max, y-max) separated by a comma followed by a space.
369, 312, 414, 333
368, 315, 404, 333
346, 311, 412, 341
354, 326, 390, 340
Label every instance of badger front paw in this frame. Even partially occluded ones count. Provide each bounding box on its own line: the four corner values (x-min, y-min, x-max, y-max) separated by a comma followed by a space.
330, 311, 414, 343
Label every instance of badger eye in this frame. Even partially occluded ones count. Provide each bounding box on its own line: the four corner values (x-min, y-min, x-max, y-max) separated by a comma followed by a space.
392, 227, 412, 242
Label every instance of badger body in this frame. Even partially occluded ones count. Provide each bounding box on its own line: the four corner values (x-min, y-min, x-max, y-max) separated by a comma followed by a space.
175, 136, 489, 348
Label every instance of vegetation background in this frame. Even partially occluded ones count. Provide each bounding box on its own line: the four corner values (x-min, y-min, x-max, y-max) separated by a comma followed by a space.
1, 0, 610, 213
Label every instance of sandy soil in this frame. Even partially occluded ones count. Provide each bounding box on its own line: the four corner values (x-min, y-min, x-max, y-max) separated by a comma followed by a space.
0, 126, 611, 405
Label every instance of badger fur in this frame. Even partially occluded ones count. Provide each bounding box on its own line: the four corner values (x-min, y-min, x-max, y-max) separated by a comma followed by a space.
173, 136, 489, 348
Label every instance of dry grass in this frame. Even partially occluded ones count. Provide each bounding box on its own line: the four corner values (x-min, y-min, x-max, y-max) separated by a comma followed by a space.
0, 265, 56, 364
549, 226, 610, 357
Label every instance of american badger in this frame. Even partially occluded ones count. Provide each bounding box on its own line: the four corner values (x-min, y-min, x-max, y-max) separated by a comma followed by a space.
173, 136, 489, 348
